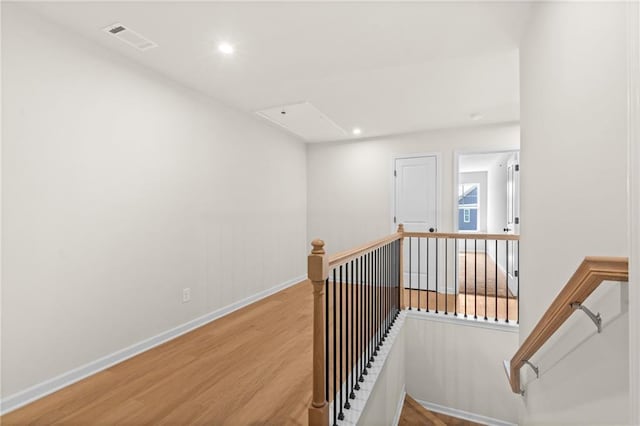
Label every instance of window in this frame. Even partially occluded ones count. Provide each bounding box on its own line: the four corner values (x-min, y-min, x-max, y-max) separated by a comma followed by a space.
458, 183, 479, 231
463, 208, 471, 223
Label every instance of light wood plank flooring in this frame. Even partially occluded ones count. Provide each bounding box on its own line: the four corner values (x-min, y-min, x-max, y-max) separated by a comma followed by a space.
399, 395, 484, 426
403, 250, 518, 322
2, 281, 314, 425
404, 288, 518, 322
3, 281, 514, 425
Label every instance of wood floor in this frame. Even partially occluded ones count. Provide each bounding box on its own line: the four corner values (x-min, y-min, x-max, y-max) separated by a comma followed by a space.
404, 288, 518, 322
3, 282, 513, 425
2, 281, 315, 426
398, 395, 484, 426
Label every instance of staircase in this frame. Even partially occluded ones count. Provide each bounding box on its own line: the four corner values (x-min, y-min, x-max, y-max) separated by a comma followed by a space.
398, 395, 484, 426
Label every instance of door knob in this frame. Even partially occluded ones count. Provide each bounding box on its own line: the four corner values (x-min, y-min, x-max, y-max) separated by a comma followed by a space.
429, 227, 436, 233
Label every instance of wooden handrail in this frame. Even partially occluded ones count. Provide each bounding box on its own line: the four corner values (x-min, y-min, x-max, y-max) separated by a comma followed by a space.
328, 232, 403, 268
328, 230, 517, 268
404, 231, 519, 241
506, 256, 628, 394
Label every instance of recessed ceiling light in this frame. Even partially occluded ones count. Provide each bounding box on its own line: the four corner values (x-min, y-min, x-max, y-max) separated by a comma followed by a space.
352, 128, 362, 136
218, 42, 235, 55
469, 113, 483, 121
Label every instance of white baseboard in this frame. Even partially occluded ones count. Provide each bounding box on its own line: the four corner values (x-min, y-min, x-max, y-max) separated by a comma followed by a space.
406, 309, 519, 333
0, 274, 306, 415
414, 398, 517, 426
391, 385, 406, 426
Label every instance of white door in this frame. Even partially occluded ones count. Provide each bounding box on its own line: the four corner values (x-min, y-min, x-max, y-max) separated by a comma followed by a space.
394, 156, 438, 290
505, 153, 520, 293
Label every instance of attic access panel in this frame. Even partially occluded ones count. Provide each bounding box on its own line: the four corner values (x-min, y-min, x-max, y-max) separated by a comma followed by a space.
256, 102, 347, 143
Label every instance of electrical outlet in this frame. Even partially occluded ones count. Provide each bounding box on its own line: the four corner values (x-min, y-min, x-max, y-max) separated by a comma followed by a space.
182, 288, 191, 303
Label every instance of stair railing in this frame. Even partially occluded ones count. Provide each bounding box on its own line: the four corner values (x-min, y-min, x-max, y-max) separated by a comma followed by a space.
308, 225, 523, 425
308, 225, 404, 426
503, 256, 628, 395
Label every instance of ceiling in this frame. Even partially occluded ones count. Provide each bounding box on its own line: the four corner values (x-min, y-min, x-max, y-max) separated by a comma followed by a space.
459, 151, 515, 174
24, 2, 531, 143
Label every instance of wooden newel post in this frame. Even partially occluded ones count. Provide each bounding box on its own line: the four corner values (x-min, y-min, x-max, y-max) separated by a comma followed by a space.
397, 224, 405, 309
308, 239, 329, 426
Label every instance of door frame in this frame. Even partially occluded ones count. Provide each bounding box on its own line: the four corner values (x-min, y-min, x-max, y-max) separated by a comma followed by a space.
626, 0, 639, 422
452, 149, 520, 233
390, 152, 442, 234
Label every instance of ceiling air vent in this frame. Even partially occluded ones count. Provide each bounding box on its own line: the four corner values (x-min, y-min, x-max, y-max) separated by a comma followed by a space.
103, 23, 158, 51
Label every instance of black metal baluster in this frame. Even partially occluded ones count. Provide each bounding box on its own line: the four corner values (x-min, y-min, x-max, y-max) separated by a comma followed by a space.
383, 244, 387, 335
377, 246, 380, 344
376, 248, 380, 353
506, 240, 509, 323
343, 262, 349, 410
383, 244, 388, 339
418, 238, 421, 311
325, 277, 329, 402
395, 240, 402, 318
387, 241, 394, 322
367, 251, 372, 369
345, 261, 351, 409
360, 257, 363, 385
474, 239, 477, 319
349, 258, 356, 399
391, 242, 395, 320
372, 249, 377, 359
393, 240, 400, 316
445, 239, 448, 315
338, 265, 344, 420
386, 243, 390, 333
426, 237, 429, 312
454, 239, 458, 317
344, 260, 353, 402
384, 244, 387, 333
387, 243, 390, 331
435, 237, 439, 314
364, 253, 370, 374
384, 244, 387, 335
464, 239, 468, 318
371, 250, 378, 354
388, 243, 392, 324
484, 241, 488, 321
388, 244, 391, 326
381, 245, 386, 342
495, 240, 498, 322
409, 238, 412, 310
396, 240, 400, 318
332, 269, 337, 426
356, 256, 362, 388
369, 251, 372, 367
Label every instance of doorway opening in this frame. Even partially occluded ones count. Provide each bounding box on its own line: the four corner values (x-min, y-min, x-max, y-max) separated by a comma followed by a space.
453, 150, 520, 318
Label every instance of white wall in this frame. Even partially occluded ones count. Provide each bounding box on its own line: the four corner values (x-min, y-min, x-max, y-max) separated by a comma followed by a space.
485, 153, 512, 273
1, 4, 306, 399
356, 320, 406, 426
307, 124, 520, 255
628, 2, 640, 423
519, 2, 629, 424
404, 315, 520, 424
486, 154, 510, 235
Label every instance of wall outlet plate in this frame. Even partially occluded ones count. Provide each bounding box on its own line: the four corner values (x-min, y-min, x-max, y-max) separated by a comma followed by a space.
182, 288, 191, 303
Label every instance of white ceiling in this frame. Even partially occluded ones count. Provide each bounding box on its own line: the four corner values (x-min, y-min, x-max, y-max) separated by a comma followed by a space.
459, 151, 515, 174
24, 2, 531, 142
